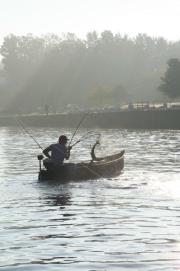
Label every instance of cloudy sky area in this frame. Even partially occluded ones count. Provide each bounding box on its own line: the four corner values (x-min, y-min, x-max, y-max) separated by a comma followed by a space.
0, 0, 180, 41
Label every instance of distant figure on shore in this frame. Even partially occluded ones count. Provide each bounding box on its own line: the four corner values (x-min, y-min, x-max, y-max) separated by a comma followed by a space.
44, 104, 49, 115
128, 103, 134, 110
43, 135, 71, 171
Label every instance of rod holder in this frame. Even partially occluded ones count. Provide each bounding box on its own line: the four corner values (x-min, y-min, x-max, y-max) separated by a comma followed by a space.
37, 154, 44, 172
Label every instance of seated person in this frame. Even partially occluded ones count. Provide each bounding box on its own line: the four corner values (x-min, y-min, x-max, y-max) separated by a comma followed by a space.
43, 135, 71, 171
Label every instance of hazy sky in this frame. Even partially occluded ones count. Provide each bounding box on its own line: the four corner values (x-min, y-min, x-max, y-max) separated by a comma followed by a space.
1, 0, 180, 41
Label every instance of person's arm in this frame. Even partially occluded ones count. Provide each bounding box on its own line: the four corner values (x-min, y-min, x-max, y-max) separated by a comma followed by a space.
65, 146, 72, 160
43, 145, 52, 159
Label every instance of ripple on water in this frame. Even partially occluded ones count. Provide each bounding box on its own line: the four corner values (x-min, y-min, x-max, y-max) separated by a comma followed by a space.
1, 127, 180, 270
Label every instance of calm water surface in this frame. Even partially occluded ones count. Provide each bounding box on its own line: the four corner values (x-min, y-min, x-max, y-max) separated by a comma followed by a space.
0, 127, 180, 271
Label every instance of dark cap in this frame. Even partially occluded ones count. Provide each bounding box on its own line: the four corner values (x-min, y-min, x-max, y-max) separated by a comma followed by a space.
59, 135, 69, 142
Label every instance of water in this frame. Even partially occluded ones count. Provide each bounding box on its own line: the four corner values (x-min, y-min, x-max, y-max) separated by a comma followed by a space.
0, 127, 180, 271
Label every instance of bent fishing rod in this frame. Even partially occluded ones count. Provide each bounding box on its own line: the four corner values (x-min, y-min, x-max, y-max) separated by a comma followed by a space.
14, 116, 43, 151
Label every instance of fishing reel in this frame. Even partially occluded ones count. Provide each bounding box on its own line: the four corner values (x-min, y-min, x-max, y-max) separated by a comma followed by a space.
37, 154, 44, 161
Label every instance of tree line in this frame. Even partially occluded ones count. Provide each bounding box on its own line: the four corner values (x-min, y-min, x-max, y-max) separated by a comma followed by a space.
0, 31, 180, 113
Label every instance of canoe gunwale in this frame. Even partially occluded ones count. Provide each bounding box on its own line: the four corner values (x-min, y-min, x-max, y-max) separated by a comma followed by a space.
79, 150, 125, 166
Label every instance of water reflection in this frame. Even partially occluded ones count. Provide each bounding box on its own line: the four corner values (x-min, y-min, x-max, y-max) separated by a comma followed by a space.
42, 194, 71, 208
1, 127, 180, 270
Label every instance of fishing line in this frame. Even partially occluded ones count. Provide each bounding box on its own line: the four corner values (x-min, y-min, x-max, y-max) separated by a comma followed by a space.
79, 162, 106, 180
15, 116, 106, 179
71, 131, 101, 148
68, 112, 90, 146
14, 116, 43, 150
71, 132, 105, 179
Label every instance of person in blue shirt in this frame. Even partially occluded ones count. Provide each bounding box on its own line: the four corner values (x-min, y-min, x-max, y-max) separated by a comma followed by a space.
43, 135, 71, 171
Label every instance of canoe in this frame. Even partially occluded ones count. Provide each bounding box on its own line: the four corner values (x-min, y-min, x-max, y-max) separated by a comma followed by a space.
38, 150, 125, 181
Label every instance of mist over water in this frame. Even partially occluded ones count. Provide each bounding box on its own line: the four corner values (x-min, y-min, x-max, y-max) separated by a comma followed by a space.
0, 127, 180, 270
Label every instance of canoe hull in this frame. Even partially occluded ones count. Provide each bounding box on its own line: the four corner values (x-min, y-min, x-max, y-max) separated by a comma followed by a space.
38, 150, 124, 181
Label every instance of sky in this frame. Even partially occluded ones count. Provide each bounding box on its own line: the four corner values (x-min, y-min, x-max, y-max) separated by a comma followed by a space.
0, 0, 180, 41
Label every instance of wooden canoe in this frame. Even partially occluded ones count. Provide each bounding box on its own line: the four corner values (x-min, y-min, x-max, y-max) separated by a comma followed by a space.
38, 150, 125, 181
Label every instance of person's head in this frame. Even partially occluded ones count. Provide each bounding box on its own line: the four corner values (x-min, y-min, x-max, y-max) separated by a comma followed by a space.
59, 135, 68, 144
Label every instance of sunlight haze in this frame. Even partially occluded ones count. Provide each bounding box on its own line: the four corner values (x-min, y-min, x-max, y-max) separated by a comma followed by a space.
0, 0, 180, 40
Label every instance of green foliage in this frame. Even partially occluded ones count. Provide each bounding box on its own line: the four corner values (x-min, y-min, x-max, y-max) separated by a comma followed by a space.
158, 58, 180, 98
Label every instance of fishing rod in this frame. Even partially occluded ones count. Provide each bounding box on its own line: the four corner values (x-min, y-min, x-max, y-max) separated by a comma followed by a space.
15, 116, 105, 179
14, 116, 43, 151
68, 112, 89, 147
71, 132, 105, 179
69, 131, 101, 148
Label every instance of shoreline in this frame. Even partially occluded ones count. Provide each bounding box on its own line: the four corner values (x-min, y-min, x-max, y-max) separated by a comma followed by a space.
0, 108, 180, 129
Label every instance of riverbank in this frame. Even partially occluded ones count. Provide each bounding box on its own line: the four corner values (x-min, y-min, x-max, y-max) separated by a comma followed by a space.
0, 108, 180, 129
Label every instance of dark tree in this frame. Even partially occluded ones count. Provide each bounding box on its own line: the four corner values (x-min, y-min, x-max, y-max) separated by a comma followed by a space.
158, 58, 180, 98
